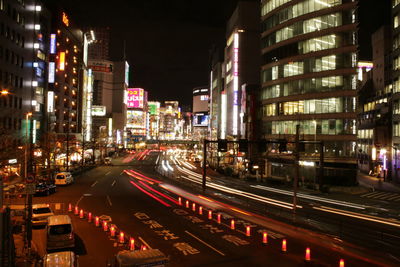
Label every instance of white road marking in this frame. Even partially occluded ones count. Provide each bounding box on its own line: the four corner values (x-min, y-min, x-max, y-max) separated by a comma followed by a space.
106, 171, 111, 176
91, 181, 98, 187
120, 171, 124, 175
76, 195, 84, 205
138, 236, 152, 249
111, 180, 116, 187
185, 230, 225, 256
107, 195, 112, 206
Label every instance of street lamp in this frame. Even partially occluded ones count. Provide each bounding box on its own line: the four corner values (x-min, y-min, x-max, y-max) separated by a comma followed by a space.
25, 112, 33, 179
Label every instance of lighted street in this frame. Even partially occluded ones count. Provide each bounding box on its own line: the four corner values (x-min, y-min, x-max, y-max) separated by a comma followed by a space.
28, 154, 397, 266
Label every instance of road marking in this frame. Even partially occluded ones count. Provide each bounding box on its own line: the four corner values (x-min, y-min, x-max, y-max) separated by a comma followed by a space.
91, 181, 98, 187
111, 180, 116, 187
76, 195, 84, 205
107, 195, 112, 206
379, 193, 398, 200
360, 192, 378, 197
120, 171, 124, 175
106, 171, 111, 176
185, 230, 225, 256
138, 236, 152, 249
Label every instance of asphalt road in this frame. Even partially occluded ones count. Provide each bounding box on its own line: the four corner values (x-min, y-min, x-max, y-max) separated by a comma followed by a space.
28, 152, 397, 266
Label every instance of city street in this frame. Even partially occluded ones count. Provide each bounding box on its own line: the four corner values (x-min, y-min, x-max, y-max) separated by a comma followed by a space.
27, 153, 397, 266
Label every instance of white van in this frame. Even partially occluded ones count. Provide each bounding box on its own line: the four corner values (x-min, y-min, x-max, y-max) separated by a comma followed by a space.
55, 172, 74, 185
46, 215, 75, 251
43, 251, 78, 267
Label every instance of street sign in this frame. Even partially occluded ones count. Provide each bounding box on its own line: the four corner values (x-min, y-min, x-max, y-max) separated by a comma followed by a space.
25, 184, 36, 195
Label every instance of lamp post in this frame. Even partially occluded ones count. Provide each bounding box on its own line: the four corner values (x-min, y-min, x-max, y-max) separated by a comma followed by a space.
25, 112, 33, 179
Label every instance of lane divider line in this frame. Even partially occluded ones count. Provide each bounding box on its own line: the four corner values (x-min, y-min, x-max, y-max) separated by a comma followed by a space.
76, 195, 84, 206
91, 181, 98, 187
111, 180, 116, 187
107, 195, 113, 206
185, 230, 225, 256
106, 171, 111, 176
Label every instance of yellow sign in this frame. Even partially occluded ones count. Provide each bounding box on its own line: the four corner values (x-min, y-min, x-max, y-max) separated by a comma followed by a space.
62, 12, 69, 27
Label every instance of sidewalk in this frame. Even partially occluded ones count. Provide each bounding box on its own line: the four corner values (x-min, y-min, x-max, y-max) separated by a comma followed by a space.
357, 171, 400, 193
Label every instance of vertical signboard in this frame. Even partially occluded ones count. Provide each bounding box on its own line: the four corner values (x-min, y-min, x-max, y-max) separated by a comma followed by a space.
59, 52, 65, 71
125, 62, 129, 86
47, 91, 54, 112
48, 62, 55, 83
232, 32, 240, 136
50, 34, 56, 54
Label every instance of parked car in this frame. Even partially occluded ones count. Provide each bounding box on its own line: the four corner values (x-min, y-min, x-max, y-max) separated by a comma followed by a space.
43, 251, 78, 267
54, 172, 74, 185
32, 204, 54, 226
35, 183, 56, 196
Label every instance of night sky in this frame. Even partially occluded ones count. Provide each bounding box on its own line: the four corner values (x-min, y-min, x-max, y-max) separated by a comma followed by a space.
47, 0, 390, 106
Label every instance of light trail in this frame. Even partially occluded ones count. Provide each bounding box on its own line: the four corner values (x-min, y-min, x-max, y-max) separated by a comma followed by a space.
138, 181, 179, 205
313, 206, 400, 228
129, 180, 171, 207
251, 185, 367, 210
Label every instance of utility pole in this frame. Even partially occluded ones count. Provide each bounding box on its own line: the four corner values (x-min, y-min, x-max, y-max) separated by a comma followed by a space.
293, 124, 300, 214
202, 139, 208, 192
319, 141, 324, 189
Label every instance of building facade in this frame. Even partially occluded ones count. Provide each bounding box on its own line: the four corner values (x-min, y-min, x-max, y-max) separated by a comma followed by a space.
223, 1, 260, 140
192, 87, 209, 141
0, 0, 49, 178
260, 0, 358, 185
358, 26, 392, 180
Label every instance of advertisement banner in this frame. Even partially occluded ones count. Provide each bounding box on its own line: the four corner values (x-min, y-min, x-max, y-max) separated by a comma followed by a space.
126, 88, 144, 109
126, 110, 146, 128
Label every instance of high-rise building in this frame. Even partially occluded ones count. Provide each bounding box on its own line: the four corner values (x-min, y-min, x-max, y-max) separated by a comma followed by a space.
192, 87, 209, 141
392, 0, 400, 183
222, 1, 260, 140
0, 0, 50, 177
209, 45, 224, 141
86, 26, 110, 60
260, 0, 358, 185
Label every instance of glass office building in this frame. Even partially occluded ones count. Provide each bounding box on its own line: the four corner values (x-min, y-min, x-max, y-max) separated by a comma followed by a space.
260, 0, 358, 185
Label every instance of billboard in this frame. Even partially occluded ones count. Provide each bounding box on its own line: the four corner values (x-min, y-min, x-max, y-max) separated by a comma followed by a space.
193, 94, 209, 113
193, 113, 209, 127
148, 102, 160, 115
126, 110, 146, 129
92, 105, 106, 116
88, 61, 113, 73
126, 88, 145, 109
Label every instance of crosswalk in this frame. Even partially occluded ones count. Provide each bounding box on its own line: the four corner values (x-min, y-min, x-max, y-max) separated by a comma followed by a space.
360, 191, 400, 201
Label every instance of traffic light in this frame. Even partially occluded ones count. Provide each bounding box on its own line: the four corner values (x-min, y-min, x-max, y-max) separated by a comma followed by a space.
218, 139, 228, 152
278, 139, 287, 153
238, 139, 248, 153
259, 139, 267, 153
